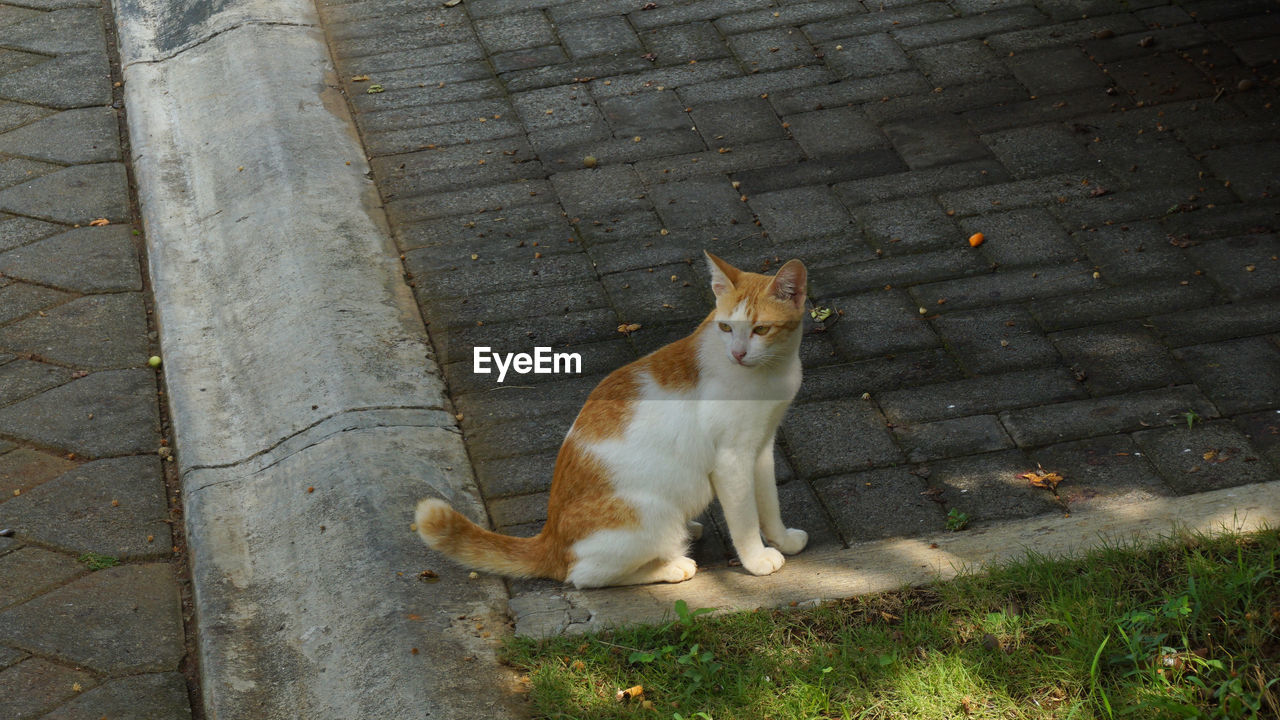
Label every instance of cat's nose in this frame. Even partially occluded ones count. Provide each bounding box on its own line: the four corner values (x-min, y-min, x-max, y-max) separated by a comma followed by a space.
732, 348, 747, 362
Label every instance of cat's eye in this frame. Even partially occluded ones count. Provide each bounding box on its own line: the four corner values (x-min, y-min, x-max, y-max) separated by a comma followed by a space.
718, 322, 732, 333
752, 325, 769, 335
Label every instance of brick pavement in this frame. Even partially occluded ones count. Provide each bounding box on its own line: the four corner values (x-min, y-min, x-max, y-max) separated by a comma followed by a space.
318, 0, 1280, 590
0, 1, 195, 718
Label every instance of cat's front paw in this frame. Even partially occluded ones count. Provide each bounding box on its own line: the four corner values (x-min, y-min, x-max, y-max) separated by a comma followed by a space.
740, 547, 785, 576
769, 528, 808, 555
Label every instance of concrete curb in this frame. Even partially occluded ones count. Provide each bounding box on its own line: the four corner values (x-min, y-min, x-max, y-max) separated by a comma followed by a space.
512, 480, 1280, 636
111, 1, 522, 717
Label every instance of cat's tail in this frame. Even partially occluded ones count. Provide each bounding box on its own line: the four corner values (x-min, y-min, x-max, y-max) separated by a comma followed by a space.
414, 498, 557, 580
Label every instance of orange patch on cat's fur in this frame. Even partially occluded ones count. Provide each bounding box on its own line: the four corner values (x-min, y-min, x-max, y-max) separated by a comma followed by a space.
570, 365, 640, 441
639, 329, 701, 391
540, 438, 639, 578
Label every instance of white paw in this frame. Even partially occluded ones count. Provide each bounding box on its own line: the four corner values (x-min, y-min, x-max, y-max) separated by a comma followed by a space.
686, 520, 704, 542
740, 547, 785, 576
660, 556, 698, 583
771, 528, 808, 555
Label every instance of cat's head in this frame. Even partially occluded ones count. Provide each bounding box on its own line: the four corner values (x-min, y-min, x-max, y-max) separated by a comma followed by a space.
704, 251, 807, 368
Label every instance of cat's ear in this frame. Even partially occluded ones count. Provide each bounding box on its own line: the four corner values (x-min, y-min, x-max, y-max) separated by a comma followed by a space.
770, 259, 807, 310
704, 251, 741, 297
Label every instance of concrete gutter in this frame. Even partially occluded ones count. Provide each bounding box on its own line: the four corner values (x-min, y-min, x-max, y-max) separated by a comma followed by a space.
512, 479, 1280, 636
111, 1, 523, 717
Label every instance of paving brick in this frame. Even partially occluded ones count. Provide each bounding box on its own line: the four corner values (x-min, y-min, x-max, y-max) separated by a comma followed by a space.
500, 56, 652, 93
1083, 115, 1208, 190
602, 263, 709, 325
803, 4, 953, 43
960, 208, 1082, 267
1028, 278, 1217, 332
910, 39, 1008, 86
1202, 142, 1280, 201
1186, 233, 1280, 301
822, 289, 940, 360
405, 244, 596, 299
769, 70, 931, 114
491, 44, 570, 73
731, 148, 907, 195
1031, 435, 1173, 510
1077, 221, 1197, 284
466, 410, 576, 463
933, 305, 1059, 375
727, 27, 815, 73
386, 178, 554, 225
781, 398, 904, 478
1000, 385, 1218, 448
818, 32, 912, 79
962, 90, 1130, 134
455, 374, 599, 429
475, 11, 555, 53
0, 216, 62, 254
1174, 337, 1280, 415
1050, 321, 1185, 396
809, 248, 990, 297
749, 185, 854, 242
0, 370, 159, 458
0, 547, 81, 609
0, 657, 95, 720
587, 57, 740, 98
1134, 421, 1278, 494
326, 10, 471, 42
537, 127, 707, 168
475, 451, 557, 499
648, 175, 753, 228
879, 366, 1086, 423
987, 13, 1144, 53
551, 164, 649, 218
550, 0, 647, 23
0, 281, 69, 325
1234, 409, 1280, 474
864, 79, 1028, 124
798, 349, 963, 401
883, 114, 993, 170
0, 163, 128, 225
715, 0, 854, 35
851, 196, 958, 255
628, 0, 774, 30
41, 672, 193, 720
350, 78, 504, 114
639, 21, 731, 63
335, 42, 487, 74
910, 262, 1103, 312
1008, 46, 1112, 95
813, 467, 945, 542
488, 490, 550, 527
893, 414, 1013, 463
981, 123, 1096, 178
891, 7, 1047, 50
510, 84, 601, 132
689, 97, 784, 146
1151, 297, 1280, 348
937, 172, 1096, 217
598, 89, 693, 136
839, 158, 1008, 206
0, 293, 148, 369
559, 15, 643, 59
0, 446, 76, 498
1058, 185, 1237, 230
783, 105, 887, 157
929, 449, 1061, 523
676, 66, 832, 104
468, 0, 573, 19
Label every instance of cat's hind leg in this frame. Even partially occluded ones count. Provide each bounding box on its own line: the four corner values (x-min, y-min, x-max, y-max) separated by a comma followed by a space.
566, 527, 693, 588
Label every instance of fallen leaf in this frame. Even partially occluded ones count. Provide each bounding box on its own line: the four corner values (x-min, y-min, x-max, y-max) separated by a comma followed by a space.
442, 0, 462, 6
418, 569, 440, 583
616, 685, 644, 701
1020, 470, 1063, 490
641, 1, 658, 8
89, 218, 109, 227
1089, 186, 1112, 198
618, 323, 642, 334
968, 232, 984, 247
351, 75, 371, 82
366, 84, 385, 94
809, 306, 832, 322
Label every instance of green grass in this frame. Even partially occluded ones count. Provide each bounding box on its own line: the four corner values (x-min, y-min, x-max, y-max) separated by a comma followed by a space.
503, 529, 1279, 720
78, 551, 119, 570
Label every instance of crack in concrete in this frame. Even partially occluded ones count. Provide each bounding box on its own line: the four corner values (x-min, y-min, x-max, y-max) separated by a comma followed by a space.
123, 20, 316, 67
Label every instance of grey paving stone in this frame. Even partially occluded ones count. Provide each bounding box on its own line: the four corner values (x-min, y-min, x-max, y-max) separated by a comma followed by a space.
769, 478, 841, 549
42, 672, 194, 720
439, 305, 620, 366
0, 645, 23, 670
676, 66, 832, 104
559, 15, 643, 59
551, 165, 649, 217
1031, 435, 1172, 511
0, 282, 70, 325
0, 657, 95, 720
1134, 421, 1278, 495
602, 263, 709, 324
959, 208, 1082, 267
850, 196, 957, 255
0, 163, 129, 225
0, 293, 148, 369
466, 410, 577, 463
628, 0, 774, 30
356, 96, 515, 134
882, 114, 991, 170
0, 6, 41, 28
488, 490, 550, 528
474, 450, 557, 499
729, 147, 906, 195
910, 262, 1102, 312
0, 215, 63, 254
0, 225, 141, 293
0, 447, 76, 498
1050, 321, 1185, 396
714, 0, 853, 35
932, 305, 1059, 376
648, 175, 752, 228
1008, 46, 1111, 96
0, 547, 81, 609
798, 349, 963, 401
1174, 337, 1280, 416
769, 70, 932, 115
0, 456, 172, 559
783, 105, 886, 157
0, 370, 160, 458
475, 11, 554, 53
999, 385, 1218, 448
822, 288, 939, 360
640, 21, 730, 63
387, 177, 554, 224
510, 84, 601, 131
892, 414, 1013, 463
553, 0, 649, 23
803, 3, 953, 43
879, 366, 1086, 423
0, 50, 111, 109
1186, 233, 1280, 301
455, 374, 599, 428
910, 39, 1007, 86
986, 13, 1143, 53
812, 467, 945, 542
0, 107, 119, 165
749, 185, 854, 242
1077, 221, 1196, 284
335, 40, 486, 73
1152, 297, 1280, 348
426, 278, 611, 330
981, 123, 1096, 178
809, 248, 989, 297
1234, 409, 1280, 474
408, 244, 597, 300
688, 97, 784, 147
0, 156, 59, 193
0, 8, 104, 55
819, 32, 911, 79
781, 397, 903, 478
0, 359, 72, 408
0, 564, 183, 674
936, 171, 1096, 217
598, 89, 693, 136
929, 449, 1061, 523
727, 26, 815, 73
892, 7, 1047, 49
1027, 279, 1218, 332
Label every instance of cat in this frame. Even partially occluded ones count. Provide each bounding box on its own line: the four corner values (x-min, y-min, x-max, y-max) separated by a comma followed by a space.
415, 251, 809, 588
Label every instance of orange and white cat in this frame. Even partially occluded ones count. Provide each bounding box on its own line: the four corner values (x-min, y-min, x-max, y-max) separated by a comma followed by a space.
415, 252, 809, 588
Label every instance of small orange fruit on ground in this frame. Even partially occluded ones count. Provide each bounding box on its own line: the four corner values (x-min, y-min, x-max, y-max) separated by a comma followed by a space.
968, 232, 985, 247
